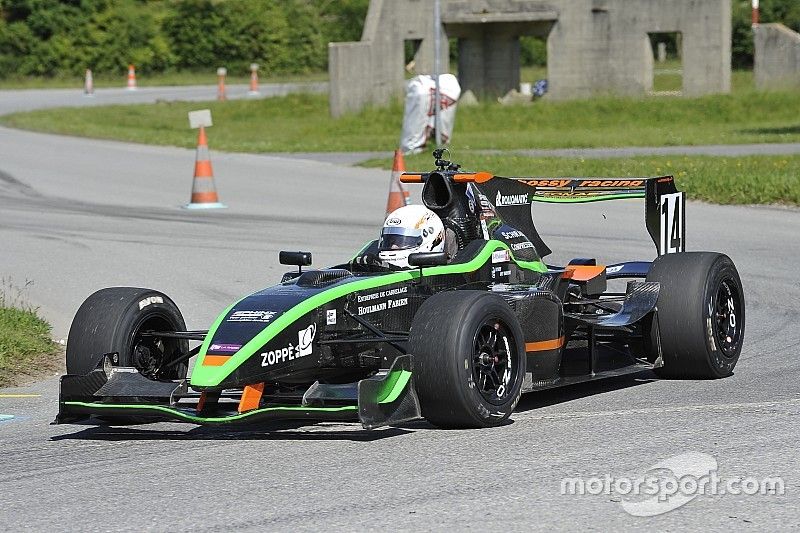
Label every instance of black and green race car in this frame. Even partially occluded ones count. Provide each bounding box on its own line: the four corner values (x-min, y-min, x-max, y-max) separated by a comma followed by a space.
56, 151, 745, 430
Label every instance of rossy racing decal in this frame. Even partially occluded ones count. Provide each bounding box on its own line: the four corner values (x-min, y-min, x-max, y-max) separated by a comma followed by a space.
260, 324, 316, 367
520, 179, 645, 188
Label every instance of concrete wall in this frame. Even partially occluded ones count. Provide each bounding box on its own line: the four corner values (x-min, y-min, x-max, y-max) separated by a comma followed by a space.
754, 23, 800, 90
547, 0, 731, 99
328, 0, 731, 116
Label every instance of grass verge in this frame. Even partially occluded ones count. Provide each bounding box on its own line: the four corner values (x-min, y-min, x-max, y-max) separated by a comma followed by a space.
362, 152, 800, 206
0, 284, 60, 388
2, 88, 798, 152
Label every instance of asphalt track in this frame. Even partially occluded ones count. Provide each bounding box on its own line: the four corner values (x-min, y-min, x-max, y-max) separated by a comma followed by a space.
276, 143, 800, 166
0, 91, 799, 530
0, 82, 328, 115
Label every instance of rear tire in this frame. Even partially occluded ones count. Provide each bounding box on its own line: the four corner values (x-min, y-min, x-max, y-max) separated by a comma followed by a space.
410, 291, 526, 429
66, 287, 188, 380
645, 252, 745, 379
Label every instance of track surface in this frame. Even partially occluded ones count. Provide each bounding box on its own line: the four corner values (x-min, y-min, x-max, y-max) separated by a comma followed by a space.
0, 82, 328, 115
1, 119, 799, 529
275, 143, 800, 166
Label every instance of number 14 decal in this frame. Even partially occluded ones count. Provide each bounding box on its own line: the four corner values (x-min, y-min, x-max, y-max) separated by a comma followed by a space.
659, 192, 685, 255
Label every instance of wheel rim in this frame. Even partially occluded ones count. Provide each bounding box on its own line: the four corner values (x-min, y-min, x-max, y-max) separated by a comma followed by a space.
129, 314, 185, 380
713, 278, 742, 357
472, 318, 519, 405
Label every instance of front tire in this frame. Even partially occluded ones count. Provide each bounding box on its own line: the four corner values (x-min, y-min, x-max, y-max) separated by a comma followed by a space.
66, 287, 189, 380
410, 291, 526, 429
645, 252, 745, 379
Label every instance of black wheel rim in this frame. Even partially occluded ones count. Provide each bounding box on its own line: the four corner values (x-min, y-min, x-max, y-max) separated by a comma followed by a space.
472, 318, 519, 405
714, 278, 742, 357
129, 314, 185, 380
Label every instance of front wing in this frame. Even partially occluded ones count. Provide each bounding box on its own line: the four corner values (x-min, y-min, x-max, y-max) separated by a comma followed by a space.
56, 355, 420, 431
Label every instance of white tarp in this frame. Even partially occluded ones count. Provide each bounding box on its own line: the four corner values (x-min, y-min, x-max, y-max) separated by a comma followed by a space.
400, 74, 461, 154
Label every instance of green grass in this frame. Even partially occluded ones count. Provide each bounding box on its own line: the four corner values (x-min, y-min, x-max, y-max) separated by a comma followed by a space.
2, 87, 799, 153
363, 152, 800, 206
0, 303, 58, 387
0, 70, 328, 90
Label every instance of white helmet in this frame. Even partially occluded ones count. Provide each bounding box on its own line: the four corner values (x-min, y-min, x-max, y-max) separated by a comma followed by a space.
378, 205, 445, 269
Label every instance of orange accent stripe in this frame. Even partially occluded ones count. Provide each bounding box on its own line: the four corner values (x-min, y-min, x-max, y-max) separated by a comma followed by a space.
565, 265, 606, 282
525, 336, 565, 352
202, 355, 230, 366
196, 391, 207, 412
238, 382, 265, 413
453, 172, 494, 183
400, 173, 423, 183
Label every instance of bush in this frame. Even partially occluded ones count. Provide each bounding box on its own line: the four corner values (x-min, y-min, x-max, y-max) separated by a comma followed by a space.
520, 36, 547, 67
5, 0, 798, 79
0, 0, 173, 77
733, 0, 800, 67
0, 0, 370, 78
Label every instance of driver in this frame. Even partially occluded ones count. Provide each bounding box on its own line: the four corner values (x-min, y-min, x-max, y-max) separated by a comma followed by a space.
377, 205, 446, 269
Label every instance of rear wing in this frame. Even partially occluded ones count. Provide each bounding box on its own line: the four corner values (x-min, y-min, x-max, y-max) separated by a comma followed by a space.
401, 171, 685, 258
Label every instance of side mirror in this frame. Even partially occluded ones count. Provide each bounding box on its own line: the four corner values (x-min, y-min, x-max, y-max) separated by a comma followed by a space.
279, 251, 312, 271
408, 252, 448, 267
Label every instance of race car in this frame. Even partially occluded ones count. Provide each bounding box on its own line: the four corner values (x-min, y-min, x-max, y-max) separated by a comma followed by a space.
56, 150, 745, 430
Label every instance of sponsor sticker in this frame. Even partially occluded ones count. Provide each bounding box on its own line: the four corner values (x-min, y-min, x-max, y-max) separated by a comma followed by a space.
355, 287, 409, 315
209, 343, 242, 353
358, 297, 407, 316
326, 309, 337, 325
386, 217, 402, 226
511, 241, 535, 251
495, 191, 529, 206
228, 310, 278, 323
500, 230, 524, 240
491, 266, 511, 279
356, 286, 408, 303
491, 249, 511, 264
606, 265, 624, 274
138, 296, 163, 310
261, 324, 316, 367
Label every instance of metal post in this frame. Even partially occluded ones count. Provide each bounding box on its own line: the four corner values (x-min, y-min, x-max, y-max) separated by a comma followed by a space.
433, 0, 442, 147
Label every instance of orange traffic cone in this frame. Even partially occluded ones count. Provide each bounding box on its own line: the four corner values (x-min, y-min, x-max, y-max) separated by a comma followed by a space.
184, 126, 226, 209
126, 64, 137, 91
217, 67, 227, 101
248, 63, 260, 96
84, 69, 94, 97
385, 149, 410, 216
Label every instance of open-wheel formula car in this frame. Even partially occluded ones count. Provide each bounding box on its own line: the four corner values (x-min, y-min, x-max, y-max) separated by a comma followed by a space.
57, 151, 745, 430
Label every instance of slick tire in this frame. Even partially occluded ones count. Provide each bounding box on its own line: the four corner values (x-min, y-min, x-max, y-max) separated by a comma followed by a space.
410, 291, 526, 429
66, 287, 188, 380
645, 252, 745, 379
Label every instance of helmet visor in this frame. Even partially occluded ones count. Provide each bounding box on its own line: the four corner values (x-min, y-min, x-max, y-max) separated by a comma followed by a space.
379, 227, 423, 251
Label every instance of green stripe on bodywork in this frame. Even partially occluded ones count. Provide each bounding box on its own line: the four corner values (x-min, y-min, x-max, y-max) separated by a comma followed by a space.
197, 297, 247, 363
377, 370, 412, 404
531, 193, 645, 204
192, 241, 546, 387
63, 401, 357, 424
